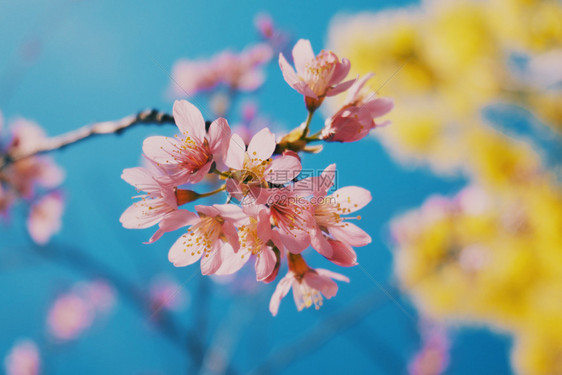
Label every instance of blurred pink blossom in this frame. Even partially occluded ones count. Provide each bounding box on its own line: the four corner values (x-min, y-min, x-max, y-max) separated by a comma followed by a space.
47, 292, 94, 341
0, 114, 65, 245
409, 320, 450, 375
4, 119, 64, 200
170, 43, 273, 97
47, 280, 116, 342
26, 191, 64, 245
149, 275, 188, 311
77, 279, 116, 313
4, 340, 40, 375
254, 13, 275, 40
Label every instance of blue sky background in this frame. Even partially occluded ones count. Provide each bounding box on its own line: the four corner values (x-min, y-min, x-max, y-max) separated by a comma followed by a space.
0, 0, 514, 373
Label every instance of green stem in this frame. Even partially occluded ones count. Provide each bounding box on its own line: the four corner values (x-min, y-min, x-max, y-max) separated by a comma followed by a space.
213, 169, 231, 178
300, 109, 315, 139
198, 185, 226, 198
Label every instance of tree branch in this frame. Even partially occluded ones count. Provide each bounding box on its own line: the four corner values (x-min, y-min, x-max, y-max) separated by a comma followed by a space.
33, 242, 205, 369
1, 109, 176, 169
248, 289, 393, 375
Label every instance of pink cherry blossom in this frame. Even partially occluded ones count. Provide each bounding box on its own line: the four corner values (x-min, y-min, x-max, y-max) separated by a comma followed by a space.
47, 292, 94, 341
307, 164, 372, 259
26, 191, 64, 245
77, 279, 116, 313
168, 204, 246, 275
4, 339, 40, 375
120, 159, 197, 244
215, 205, 281, 282
322, 73, 394, 142
265, 184, 314, 254
224, 128, 301, 203
279, 39, 355, 110
142, 100, 230, 185
269, 254, 349, 316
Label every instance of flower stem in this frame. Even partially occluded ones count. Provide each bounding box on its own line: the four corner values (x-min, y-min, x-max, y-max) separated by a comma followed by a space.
300, 109, 315, 139
213, 169, 231, 178
198, 185, 226, 198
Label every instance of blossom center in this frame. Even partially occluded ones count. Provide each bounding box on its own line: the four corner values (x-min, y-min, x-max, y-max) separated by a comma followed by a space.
304, 50, 338, 96
238, 217, 263, 255
184, 216, 222, 256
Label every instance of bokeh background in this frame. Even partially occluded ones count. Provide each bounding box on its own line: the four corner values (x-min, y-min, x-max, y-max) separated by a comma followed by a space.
1, 0, 561, 374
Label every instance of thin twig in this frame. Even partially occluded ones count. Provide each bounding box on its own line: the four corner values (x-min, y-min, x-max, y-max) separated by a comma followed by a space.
32, 242, 205, 369
248, 289, 393, 375
1, 109, 177, 169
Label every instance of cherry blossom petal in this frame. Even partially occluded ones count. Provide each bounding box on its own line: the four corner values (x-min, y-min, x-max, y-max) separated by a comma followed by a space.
333, 186, 372, 214
146, 210, 198, 244
305, 272, 338, 298
188, 160, 213, 183
277, 229, 310, 254
310, 228, 332, 257
328, 58, 351, 86
173, 100, 205, 141
327, 240, 358, 267
248, 128, 276, 161
345, 73, 374, 103
316, 268, 350, 283
142, 136, 182, 165
221, 220, 240, 252
122, 167, 159, 194
168, 234, 204, 267
212, 204, 247, 224
120, 200, 167, 229
279, 54, 318, 99
255, 246, 276, 281
195, 205, 220, 218
292, 39, 315, 76
225, 134, 246, 170
364, 97, 394, 118
269, 274, 294, 316
265, 154, 302, 184
329, 222, 371, 247
200, 243, 223, 275
207, 117, 231, 157
279, 53, 300, 86
215, 248, 251, 275
326, 78, 356, 97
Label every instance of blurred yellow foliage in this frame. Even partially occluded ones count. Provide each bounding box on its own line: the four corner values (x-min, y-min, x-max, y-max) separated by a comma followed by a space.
328, 0, 562, 373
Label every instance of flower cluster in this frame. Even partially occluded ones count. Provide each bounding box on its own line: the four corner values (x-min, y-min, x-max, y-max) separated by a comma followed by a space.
170, 43, 274, 97
0, 113, 64, 245
122, 39, 393, 315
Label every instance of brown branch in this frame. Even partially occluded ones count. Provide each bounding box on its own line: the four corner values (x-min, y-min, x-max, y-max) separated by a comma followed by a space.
1, 109, 177, 169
